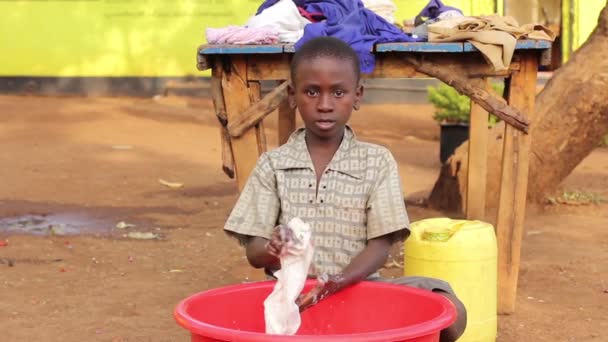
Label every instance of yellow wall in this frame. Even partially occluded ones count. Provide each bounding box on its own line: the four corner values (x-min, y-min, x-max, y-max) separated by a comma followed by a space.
5, 0, 602, 77
562, 0, 604, 61
0, 0, 261, 77
573, 0, 605, 49
0, 0, 500, 77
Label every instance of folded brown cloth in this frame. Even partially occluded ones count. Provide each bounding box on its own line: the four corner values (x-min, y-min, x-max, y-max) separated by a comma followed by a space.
428, 14, 556, 71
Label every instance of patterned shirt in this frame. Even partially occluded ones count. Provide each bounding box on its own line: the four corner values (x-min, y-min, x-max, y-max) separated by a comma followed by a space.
224, 126, 410, 276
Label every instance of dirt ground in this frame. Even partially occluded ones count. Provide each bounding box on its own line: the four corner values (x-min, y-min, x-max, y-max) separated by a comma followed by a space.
0, 94, 606, 342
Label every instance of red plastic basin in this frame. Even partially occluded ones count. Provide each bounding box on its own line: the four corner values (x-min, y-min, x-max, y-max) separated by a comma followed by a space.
174, 280, 456, 342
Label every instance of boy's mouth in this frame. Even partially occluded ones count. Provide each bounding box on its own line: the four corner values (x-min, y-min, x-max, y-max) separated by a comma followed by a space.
315, 119, 336, 131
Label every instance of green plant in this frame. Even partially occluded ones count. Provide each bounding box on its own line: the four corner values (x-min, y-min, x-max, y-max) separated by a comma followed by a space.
427, 83, 503, 126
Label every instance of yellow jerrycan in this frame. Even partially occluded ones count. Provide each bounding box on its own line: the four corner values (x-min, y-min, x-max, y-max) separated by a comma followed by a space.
404, 218, 497, 342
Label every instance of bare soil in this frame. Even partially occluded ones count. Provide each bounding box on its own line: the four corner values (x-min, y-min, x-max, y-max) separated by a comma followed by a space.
0, 95, 606, 341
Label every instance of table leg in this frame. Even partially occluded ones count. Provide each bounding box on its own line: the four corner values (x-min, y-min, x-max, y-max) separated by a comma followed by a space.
248, 81, 267, 153
221, 56, 265, 191
466, 78, 490, 220
497, 52, 538, 314
210, 62, 234, 179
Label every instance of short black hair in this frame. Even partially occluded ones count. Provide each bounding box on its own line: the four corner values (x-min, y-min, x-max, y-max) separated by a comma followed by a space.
290, 37, 361, 84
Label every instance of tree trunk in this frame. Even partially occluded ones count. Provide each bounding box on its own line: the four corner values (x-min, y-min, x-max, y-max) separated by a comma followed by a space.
429, 2, 608, 211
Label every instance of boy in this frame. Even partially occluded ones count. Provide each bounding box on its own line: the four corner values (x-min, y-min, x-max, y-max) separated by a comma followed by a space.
224, 36, 466, 341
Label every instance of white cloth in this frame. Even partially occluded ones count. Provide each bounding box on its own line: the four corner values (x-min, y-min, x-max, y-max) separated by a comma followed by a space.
246, 0, 312, 43
264, 217, 314, 335
362, 0, 397, 24
206, 26, 279, 45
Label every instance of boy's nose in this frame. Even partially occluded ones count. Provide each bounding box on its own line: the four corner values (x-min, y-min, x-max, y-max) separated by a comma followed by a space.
317, 94, 333, 112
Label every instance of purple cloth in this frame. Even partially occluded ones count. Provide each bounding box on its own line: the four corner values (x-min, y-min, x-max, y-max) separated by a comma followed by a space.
418, 0, 463, 19
295, 0, 421, 74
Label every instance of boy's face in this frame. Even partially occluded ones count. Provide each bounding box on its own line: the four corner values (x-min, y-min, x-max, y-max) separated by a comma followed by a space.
289, 56, 363, 141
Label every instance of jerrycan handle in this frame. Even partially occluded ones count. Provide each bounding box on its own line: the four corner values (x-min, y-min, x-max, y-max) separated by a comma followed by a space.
411, 219, 469, 242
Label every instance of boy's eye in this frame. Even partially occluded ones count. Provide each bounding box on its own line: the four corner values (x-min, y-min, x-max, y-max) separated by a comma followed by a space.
306, 89, 319, 97
334, 90, 345, 97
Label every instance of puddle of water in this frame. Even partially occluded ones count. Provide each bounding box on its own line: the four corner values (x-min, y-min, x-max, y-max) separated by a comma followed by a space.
0, 213, 115, 236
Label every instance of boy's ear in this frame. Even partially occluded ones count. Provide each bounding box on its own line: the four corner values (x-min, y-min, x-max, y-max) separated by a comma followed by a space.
287, 83, 297, 109
353, 83, 364, 111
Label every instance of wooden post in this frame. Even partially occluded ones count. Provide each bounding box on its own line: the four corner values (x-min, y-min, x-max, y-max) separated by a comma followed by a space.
496, 52, 538, 314
248, 81, 267, 154
221, 56, 264, 191
466, 78, 490, 220
277, 81, 296, 145
227, 81, 289, 138
210, 61, 234, 179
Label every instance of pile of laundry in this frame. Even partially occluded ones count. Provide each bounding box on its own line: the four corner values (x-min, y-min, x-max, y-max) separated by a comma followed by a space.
206, 0, 404, 45
207, 0, 416, 73
404, 0, 556, 71
206, 0, 556, 73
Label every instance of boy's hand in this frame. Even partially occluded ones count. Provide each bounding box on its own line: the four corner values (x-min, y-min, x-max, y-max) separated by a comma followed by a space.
265, 225, 294, 257
296, 274, 345, 312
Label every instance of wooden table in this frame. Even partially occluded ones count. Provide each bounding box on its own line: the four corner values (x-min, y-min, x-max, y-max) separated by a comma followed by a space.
197, 40, 551, 314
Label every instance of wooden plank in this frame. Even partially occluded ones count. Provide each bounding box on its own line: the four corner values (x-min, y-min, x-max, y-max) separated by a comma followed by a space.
200, 44, 285, 55
220, 125, 236, 179
247, 54, 292, 81
228, 81, 290, 138
278, 84, 296, 146
371, 53, 501, 78
211, 59, 228, 125
465, 78, 490, 220
221, 56, 262, 191
245, 53, 515, 80
463, 39, 552, 52
248, 81, 267, 154
376, 42, 464, 53
496, 52, 538, 314
250, 54, 392, 80
368, 53, 514, 78
210, 61, 234, 179
368, 54, 421, 78
405, 55, 529, 133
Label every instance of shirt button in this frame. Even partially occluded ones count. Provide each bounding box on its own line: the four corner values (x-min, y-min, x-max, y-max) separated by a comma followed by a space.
309, 199, 313, 203
320, 199, 324, 203
323, 185, 327, 189
309, 183, 313, 187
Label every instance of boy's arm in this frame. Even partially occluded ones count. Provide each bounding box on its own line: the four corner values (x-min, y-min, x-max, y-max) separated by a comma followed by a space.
337, 149, 409, 286
245, 224, 297, 270
316, 229, 409, 293
335, 234, 392, 283
224, 153, 282, 267
296, 234, 394, 310
246, 236, 280, 269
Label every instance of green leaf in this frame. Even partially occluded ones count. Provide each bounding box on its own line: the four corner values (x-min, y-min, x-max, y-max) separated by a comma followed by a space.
428, 82, 504, 125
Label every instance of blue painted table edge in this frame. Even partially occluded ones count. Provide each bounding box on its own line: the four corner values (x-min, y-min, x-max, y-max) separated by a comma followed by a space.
198, 39, 551, 55
375, 42, 464, 52
463, 39, 552, 52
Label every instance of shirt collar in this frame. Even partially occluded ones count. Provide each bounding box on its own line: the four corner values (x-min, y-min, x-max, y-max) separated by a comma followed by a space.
275, 125, 363, 179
